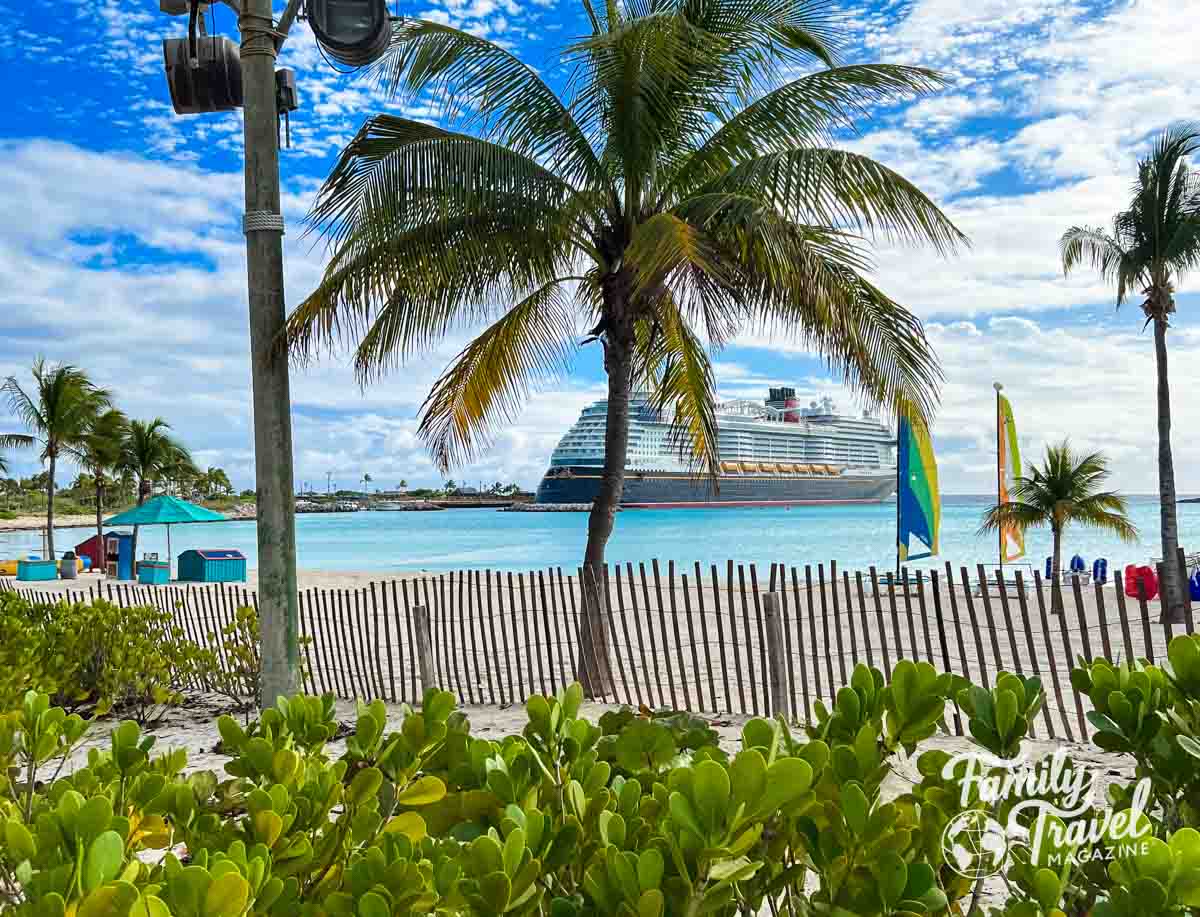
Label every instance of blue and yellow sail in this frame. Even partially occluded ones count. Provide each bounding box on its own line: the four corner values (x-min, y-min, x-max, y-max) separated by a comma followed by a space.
897, 416, 940, 562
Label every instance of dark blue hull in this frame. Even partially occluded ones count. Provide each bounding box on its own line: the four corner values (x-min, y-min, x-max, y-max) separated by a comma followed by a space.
535, 467, 894, 507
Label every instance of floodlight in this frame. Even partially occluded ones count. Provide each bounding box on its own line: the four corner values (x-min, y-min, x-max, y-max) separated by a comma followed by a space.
163, 36, 243, 114
308, 0, 391, 67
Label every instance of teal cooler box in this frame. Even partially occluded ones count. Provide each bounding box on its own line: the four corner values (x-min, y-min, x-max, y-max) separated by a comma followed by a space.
178, 549, 246, 583
137, 561, 170, 585
17, 559, 58, 582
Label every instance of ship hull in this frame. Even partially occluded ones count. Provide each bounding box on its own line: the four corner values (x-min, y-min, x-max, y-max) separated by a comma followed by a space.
535, 466, 895, 507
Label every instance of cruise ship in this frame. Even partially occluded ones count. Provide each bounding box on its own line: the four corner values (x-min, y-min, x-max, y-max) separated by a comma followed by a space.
535, 387, 897, 507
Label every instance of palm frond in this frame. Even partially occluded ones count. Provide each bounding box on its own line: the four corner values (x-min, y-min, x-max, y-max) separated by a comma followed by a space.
624, 211, 738, 300
372, 21, 610, 197
290, 117, 593, 369
978, 501, 1048, 537
0, 433, 34, 451
417, 279, 581, 471
685, 146, 965, 254
663, 65, 947, 205
1059, 226, 1131, 298
635, 293, 721, 477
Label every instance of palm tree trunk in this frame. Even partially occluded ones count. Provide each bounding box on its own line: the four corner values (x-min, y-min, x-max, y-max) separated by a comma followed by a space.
578, 308, 635, 698
1051, 525, 1063, 616
132, 478, 148, 561
95, 478, 105, 567
1154, 316, 1184, 622
45, 453, 56, 560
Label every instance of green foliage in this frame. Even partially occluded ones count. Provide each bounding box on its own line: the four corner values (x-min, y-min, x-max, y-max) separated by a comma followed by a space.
9, 639, 1200, 917
0, 593, 213, 724
957, 671, 1045, 758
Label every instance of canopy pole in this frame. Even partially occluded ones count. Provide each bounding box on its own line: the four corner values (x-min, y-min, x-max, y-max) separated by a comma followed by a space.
168, 524, 173, 581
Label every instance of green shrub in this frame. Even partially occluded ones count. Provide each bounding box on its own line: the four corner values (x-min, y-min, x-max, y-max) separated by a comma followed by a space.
0, 593, 214, 724
6, 636, 1200, 916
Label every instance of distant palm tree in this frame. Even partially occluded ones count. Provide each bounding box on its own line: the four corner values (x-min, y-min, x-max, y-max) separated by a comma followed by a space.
979, 442, 1136, 615
286, 0, 964, 693
121, 418, 194, 558
1060, 124, 1200, 621
3, 359, 111, 557
70, 409, 129, 557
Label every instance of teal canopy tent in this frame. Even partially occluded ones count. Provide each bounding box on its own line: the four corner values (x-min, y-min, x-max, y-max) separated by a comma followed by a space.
105, 495, 226, 578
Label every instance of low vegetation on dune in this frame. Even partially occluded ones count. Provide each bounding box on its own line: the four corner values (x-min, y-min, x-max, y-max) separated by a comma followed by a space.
4, 593, 1200, 915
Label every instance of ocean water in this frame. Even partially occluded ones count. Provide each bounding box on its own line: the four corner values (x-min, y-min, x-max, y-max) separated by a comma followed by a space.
3, 496, 1199, 575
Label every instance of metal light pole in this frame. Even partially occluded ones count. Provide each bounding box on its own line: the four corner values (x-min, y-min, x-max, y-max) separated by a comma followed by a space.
239, 0, 301, 707
160, 0, 391, 708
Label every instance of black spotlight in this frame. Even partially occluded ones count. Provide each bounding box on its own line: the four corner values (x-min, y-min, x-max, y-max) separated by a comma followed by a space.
308, 0, 392, 68
164, 35, 243, 114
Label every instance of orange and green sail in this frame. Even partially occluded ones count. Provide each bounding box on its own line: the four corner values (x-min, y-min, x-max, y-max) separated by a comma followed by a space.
897, 415, 940, 562
997, 392, 1025, 562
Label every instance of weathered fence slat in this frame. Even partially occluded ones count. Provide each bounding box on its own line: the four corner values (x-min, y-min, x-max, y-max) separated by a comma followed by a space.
693, 562, 717, 715
668, 562, 693, 711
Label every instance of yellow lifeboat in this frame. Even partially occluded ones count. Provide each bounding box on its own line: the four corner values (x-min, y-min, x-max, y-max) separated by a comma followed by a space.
720, 461, 741, 474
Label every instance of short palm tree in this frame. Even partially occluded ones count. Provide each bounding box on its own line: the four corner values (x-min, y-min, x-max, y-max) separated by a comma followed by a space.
979, 442, 1136, 615
286, 0, 965, 692
3, 359, 111, 558
70, 408, 129, 556
121, 418, 195, 558
1060, 124, 1200, 621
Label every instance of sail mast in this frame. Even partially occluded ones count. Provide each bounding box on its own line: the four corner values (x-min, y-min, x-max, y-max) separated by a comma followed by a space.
994, 382, 1004, 572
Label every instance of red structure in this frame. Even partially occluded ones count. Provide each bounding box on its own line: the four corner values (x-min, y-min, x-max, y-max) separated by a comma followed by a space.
74, 533, 106, 573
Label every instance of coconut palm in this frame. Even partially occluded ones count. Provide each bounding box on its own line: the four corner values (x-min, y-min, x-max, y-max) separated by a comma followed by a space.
121, 418, 195, 558
1060, 124, 1200, 621
69, 408, 129, 557
2, 359, 111, 558
286, 0, 965, 692
979, 442, 1136, 615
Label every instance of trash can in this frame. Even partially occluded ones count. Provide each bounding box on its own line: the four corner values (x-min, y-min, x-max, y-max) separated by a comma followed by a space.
60, 552, 78, 580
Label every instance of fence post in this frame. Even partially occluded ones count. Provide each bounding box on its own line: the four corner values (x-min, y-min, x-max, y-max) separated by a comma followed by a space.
763, 592, 788, 719
413, 605, 435, 700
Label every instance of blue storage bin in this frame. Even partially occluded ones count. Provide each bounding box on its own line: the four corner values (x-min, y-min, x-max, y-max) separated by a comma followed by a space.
17, 559, 59, 582
178, 549, 247, 583
137, 561, 170, 585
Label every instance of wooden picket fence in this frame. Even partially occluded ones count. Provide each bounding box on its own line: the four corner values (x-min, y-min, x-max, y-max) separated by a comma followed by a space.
2, 552, 1194, 742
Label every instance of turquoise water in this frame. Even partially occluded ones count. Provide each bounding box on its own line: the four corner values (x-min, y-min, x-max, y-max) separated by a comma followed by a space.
3, 496, 1198, 575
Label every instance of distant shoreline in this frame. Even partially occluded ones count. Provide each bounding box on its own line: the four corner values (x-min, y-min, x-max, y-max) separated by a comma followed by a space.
0, 513, 257, 534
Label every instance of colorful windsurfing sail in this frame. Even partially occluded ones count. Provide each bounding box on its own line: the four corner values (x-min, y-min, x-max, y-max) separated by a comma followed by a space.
896, 415, 940, 562
996, 387, 1025, 562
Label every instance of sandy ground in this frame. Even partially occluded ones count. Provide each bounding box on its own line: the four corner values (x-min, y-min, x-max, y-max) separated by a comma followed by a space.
5, 563, 1175, 750
7, 568, 430, 591
0, 512, 98, 533
0, 506, 256, 534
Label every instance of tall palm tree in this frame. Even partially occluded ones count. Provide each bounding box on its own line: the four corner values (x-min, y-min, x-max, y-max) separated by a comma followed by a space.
2, 359, 111, 558
286, 0, 965, 693
1060, 124, 1200, 621
980, 442, 1136, 615
69, 408, 129, 558
121, 418, 194, 558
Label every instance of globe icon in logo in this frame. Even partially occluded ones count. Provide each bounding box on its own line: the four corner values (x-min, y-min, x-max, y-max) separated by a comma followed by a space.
942, 810, 1010, 879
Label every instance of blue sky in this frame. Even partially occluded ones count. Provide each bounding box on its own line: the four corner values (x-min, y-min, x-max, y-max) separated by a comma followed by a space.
1, 0, 1198, 494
